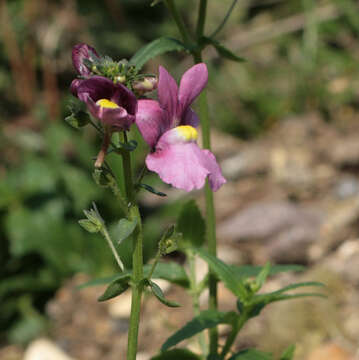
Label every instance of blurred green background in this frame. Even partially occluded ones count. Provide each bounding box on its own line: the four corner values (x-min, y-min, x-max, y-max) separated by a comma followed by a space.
1, 0, 359, 347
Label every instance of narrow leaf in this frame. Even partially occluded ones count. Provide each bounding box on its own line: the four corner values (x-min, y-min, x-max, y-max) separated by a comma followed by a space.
263, 281, 325, 297
129, 37, 186, 70
115, 218, 138, 244
280, 345, 295, 360
228, 349, 273, 360
255, 262, 271, 290
162, 310, 238, 351
148, 280, 180, 308
139, 183, 167, 197
151, 348, 201, 360
230, 264, 305, 279
77, 262, 190, 290
177, 200, 205, 248
151, 262, 190, 288
97, 275, 131, 302
195, 248, 247, 298
202, 36, 245, 62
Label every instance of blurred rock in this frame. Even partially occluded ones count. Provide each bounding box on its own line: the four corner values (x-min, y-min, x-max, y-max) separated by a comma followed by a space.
331, 138, 359, 168
319, 240, 359, 286
24, 339, 76, 360
310, 197, 359, 261
306, 343, 354, 360
334, 177, 359, 199
221, 146, 269, 180
107, 291, 132, 319
0, 346, 23, 360
218, 201, 324, 262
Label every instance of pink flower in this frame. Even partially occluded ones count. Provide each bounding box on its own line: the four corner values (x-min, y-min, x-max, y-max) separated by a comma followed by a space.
135, 64, 226, 192
77, 75, 137, 130
70, 43, 99, 97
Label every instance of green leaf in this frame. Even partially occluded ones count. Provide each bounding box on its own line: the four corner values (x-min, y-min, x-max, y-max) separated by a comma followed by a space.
151, 349, 201, 360
263, 281, 325, 297
129, 37, 186, 70
280, 345, 296, 360
228, 349, 273, 360
78, 219, 101, 233
202, 36, 245, 62
138, 183, 167, 197
230, 264, 305, 279
114, 218, 138, 244
151, 262, 190, 288
78, 262, 190, 290
161, 310, 238, 351
150, 0, 163, 6
195, 248, 247, 298
65, 111, 90, 129
97, 274, 131, 302
77, 270, 132, 289
147, 280, 180, 308
255, 262, 271, 291
177, 200, 205, 248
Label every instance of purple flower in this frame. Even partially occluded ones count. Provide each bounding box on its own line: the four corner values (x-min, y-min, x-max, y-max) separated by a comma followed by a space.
135, 64, 226, 192
70, 43, 99, 97
77, 75, 137, 130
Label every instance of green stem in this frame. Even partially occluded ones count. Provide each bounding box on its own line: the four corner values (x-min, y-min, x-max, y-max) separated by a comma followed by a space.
220, 312, 248, 359
197, 90, 219, 356
196, 0, 207, 39
187, 249, 208, 357
210, 0, 238, 38
121, 132, 144, 360
164, 0, 193, 46
166, 0, 219, 355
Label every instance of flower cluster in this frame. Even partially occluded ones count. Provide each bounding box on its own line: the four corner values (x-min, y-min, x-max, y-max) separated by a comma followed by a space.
70, 43, 226, 192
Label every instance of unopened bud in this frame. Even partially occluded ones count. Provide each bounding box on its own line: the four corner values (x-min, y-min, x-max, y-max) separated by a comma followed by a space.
115, 75, 126, 83
133, 77, 158, 95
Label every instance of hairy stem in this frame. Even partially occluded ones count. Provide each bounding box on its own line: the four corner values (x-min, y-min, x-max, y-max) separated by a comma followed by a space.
164, 0, 193, 46
220, 312, 248, 359
121, 132, 144, 360
187, 249, 208, 357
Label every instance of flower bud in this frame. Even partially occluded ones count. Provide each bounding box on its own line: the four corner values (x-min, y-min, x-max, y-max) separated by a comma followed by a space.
133, 77, 158, 95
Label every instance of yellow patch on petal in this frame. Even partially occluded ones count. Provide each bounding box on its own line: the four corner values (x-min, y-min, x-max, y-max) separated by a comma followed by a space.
176, 125, 198, 142
96, 99, 119, 109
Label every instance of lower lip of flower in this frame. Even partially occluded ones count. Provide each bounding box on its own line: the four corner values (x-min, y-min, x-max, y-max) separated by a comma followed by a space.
96, 99, 119, 109
175, 125, 198, 142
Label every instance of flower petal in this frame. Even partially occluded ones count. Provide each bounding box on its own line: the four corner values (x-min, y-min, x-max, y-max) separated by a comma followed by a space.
146, 142, 209, 192
111, 84, 137, 116
84, 95, 132, 129
178, 63, 208, 114
72, 43, 99, 77
70, 78, 83, 97
201, 149, 226, 191
182, 107, 200, 127
158, 66, 179, 123
135, 99, 167, 148
77, 76, 115, 102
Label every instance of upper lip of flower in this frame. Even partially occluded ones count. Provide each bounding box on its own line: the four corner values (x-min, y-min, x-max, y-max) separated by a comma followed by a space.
135, 63, 208, 149
72, 43, 99, 77
76, 75, 137, 129
134, 64, 226, 192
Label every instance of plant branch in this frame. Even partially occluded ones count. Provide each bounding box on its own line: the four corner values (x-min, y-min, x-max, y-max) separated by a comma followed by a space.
164, 0, 193, 46
210, 0, 238, 38
196, 0, 208, 39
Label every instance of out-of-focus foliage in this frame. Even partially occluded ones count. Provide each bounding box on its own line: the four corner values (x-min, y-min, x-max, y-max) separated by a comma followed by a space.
1, 0, 359, 344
